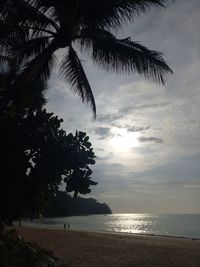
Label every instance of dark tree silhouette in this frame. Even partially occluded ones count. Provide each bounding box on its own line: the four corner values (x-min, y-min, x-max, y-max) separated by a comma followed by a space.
0, 0, 172, 117
43, 191, 112, 217
64, 131, 97, 198
0, 64, 96, 223
0, 106, 96, 223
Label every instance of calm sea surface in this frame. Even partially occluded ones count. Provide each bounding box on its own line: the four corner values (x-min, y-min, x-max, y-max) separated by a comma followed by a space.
23, 214, 200, 239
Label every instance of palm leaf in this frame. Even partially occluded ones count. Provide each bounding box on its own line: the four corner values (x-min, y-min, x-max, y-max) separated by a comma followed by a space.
0, 0, 14, 20
12, 37, 51, 63
0, 55, 9, 71
78, 27, 113, 48
0, 20, 28, 46
79, 29, 172, 85
19, 42, 57, 82
1, 0, 58, 32
59, 46, 96, 118
79, 0, 166, 29
35, 0, 60, 28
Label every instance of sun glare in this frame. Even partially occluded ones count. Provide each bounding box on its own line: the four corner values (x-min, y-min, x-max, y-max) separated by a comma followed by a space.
110, 128, 140, 153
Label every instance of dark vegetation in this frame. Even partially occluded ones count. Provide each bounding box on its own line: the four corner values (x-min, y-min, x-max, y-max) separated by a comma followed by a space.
0, 227, 66, 267
0, 62, 97, 223
0, 109, 97, 223
0, 0, 172, 266
0, 60, 96, 266
43, 191, 112, 217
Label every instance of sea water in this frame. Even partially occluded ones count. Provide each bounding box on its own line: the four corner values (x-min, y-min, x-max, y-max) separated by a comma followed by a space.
23, 214, 200, 239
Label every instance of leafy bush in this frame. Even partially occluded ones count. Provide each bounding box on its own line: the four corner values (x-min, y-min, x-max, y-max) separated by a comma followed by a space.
0, 228, 67, 267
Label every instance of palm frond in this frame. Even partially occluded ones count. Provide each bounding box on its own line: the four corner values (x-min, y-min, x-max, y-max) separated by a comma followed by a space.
0, 20, 28, 43
22, 0, 59, 31
0, 20, 29, 62
12, 37, 51, 63
78, 28, 114, 48
35, 0, 60, 29
0, 0, 14, 20
80, 0, 166, 29
19, 42, 57, 82
59, 46, 96, 118
80, 30, 172, 85
0, 55, 10, 71
1, 0, 59, 32
36, 0, 65, 26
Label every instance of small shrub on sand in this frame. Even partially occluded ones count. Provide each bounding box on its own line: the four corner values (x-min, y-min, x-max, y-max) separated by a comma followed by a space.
0, 227, 67, 267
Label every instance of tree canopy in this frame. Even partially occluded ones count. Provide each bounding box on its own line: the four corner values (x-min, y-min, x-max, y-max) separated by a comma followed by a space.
0, 0, 173, 117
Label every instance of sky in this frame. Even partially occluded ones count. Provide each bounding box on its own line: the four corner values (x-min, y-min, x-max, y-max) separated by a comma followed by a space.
46, 0, 200, 214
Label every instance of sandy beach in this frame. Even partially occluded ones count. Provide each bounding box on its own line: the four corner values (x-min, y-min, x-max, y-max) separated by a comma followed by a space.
17, 227, 200, 267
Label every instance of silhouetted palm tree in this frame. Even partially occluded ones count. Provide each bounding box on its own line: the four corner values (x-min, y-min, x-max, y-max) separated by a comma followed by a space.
0, 0, 172, 117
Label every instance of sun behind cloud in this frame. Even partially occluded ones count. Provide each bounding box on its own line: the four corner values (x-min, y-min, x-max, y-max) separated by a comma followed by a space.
110, 128, 140, 153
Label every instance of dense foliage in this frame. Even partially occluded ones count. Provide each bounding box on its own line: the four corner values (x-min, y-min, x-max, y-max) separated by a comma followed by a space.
43, 191, 112, 217
0, 58, 97, 224
0, 108, 96, 223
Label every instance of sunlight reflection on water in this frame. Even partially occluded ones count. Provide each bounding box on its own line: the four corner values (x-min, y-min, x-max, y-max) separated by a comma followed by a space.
106, 214, 157, 234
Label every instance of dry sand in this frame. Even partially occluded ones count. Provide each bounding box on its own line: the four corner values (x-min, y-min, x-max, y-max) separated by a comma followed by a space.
17, 227, 200, 267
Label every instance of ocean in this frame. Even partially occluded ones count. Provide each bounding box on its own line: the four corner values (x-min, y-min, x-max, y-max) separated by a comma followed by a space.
22, 214, 200, 239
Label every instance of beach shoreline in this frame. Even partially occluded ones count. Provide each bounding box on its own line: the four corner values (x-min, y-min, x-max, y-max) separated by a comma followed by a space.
18, 222, 200, 241
17, 226, 200, 267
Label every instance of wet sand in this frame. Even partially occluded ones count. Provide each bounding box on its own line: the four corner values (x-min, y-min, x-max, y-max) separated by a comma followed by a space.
17, 227, 200, 267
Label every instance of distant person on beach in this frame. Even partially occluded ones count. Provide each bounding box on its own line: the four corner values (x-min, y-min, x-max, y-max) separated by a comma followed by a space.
63, 223, 70, 230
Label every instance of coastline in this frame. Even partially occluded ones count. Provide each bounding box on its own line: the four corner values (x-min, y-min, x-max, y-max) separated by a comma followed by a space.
20, 213, 200, 241
18, 219, 200, 241
17, 227, 200, 267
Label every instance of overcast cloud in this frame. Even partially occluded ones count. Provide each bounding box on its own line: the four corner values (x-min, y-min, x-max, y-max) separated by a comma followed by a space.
46, 0, 200, 213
